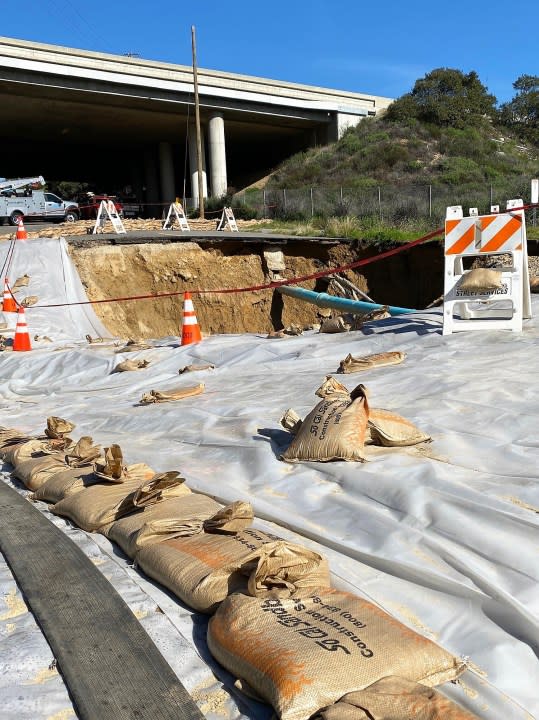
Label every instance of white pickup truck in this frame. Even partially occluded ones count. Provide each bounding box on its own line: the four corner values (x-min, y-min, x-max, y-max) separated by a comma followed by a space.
0, 176, 79, 224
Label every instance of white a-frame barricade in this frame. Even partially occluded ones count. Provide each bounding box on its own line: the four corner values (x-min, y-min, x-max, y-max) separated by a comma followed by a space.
163, 202, 190, 231
443, 200, 532, 335
216, 207, 239, 232
92, 200, 126, 235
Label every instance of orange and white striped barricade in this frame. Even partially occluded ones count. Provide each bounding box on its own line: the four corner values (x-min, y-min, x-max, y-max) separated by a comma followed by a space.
443, 199, 531, 335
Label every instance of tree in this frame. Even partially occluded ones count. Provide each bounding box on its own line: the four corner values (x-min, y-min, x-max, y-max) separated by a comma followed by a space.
499, 75, 539, 143
386, 68, 497, 129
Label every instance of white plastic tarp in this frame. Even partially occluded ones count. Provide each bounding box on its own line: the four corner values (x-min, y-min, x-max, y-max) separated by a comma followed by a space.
1, 237, 538, 720
0, 236, 108, 339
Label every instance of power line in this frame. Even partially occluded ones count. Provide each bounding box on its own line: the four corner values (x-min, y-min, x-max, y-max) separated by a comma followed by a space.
47, 0, 111, 53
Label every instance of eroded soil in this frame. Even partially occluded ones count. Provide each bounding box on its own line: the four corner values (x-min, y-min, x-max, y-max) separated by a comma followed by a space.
70, 239, 444, 338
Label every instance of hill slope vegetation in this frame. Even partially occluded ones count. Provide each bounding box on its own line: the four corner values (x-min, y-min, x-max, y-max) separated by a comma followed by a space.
263, 69, 539, 219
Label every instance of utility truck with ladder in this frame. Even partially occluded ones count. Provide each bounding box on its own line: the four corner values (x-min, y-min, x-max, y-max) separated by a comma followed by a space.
0, 176, 79, 224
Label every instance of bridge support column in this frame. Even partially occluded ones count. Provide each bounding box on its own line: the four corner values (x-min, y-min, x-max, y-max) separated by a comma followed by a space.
208, 112, 228, 198
328, 111, 369, 141
143, 147, 160, 217
158, 141, 176, 204
188, 122, 208, 209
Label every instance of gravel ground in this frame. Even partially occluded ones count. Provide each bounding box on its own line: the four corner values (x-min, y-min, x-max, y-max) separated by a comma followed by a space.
528, 254, 539, 276
474, 252, 539, 278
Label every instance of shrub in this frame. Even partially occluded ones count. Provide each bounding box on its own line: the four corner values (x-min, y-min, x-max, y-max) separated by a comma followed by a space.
320, 215, 361, 237
200, 193, 260, 220
438, 157, 484, 185
386, 68, 497, 129
338, 130, 363, 155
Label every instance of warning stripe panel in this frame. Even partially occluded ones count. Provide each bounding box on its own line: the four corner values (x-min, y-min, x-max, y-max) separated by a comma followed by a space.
445, 219, 461, 234
445, 213, 523, 255
480, 215, 498, 232
481, 216, 522, 252
446, 224, 476, 255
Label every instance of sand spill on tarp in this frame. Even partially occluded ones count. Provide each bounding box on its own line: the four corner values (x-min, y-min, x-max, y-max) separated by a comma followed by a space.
0, 586, 28, 620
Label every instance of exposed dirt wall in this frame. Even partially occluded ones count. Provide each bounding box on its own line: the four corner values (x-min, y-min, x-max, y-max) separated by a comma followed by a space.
69, 239, 445, 339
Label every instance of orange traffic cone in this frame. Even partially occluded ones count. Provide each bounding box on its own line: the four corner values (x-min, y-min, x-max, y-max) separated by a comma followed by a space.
2, 277, 17, 312
16, 216, 28, 240
181, 291, 202, 345
13, 307, 31, 351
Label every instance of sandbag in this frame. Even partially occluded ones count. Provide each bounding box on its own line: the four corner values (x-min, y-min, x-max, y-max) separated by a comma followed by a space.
0, 428, 31, 452
130, 499, 250, 555
11, 274, 30, 293
367, 409, 431, 447
65, 436, 102, 467
458, 268, 502, 292
315, 376, 350, 399
246, 542, 330, 599
131, 500, 253, 552
136, 519, 329, 614
13, 455, 68, 491
319, 317, 350, 334
51, 463, 156, 531
140, 383, 205, 404
129, 471, 189, 507
281, 384, 369, 463
112, 359, 150, 373
34, 416, 76, 454
179, 363, 215, 374
280, 399, 429, 450
2, 438, 48, 466
316, 676, 479, 720
94, 444, 127, 483
350, 306, 391, 330
45, 416, 75, 439
32, 464, 100, 504
208, 591, 466, 720
337, 351, 406, 374
104, 492, 221, 558
115, 338, 152, 353
203, 501, 254, 533
280, 409, 303, 435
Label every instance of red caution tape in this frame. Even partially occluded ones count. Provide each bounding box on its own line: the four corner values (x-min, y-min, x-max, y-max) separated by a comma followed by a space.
23, 201, 539, 310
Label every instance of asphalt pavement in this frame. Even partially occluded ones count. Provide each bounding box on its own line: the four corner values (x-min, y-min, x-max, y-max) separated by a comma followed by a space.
0, 222, 55, 236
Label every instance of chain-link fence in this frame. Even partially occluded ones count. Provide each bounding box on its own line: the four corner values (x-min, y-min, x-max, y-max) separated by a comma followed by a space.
232, 177, 537, 224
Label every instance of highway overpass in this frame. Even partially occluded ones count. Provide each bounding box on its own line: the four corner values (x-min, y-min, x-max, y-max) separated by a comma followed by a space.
0, 36, 392, 210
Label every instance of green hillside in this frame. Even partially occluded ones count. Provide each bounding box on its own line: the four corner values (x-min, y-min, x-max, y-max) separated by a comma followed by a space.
244, 70, 539, 237
268, 118, 536, 197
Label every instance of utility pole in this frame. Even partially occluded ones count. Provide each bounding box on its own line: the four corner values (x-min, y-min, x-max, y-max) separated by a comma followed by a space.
191, 25, 204, 219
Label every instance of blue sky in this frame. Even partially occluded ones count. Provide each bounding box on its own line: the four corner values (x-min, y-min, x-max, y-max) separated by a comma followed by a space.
1, 0, 534, 103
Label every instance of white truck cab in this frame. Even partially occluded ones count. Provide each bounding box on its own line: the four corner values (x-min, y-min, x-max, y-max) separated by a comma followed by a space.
0, 176, 79, 224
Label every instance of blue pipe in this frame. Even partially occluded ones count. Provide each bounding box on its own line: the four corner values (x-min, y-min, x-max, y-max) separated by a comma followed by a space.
277, 286, 416, 315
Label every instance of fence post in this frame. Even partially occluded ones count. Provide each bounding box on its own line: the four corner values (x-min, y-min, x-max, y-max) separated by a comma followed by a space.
262, 190, 267, 219
283, 188, 287, 213
378, 186, 382, 221
310, 187, 314, 217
